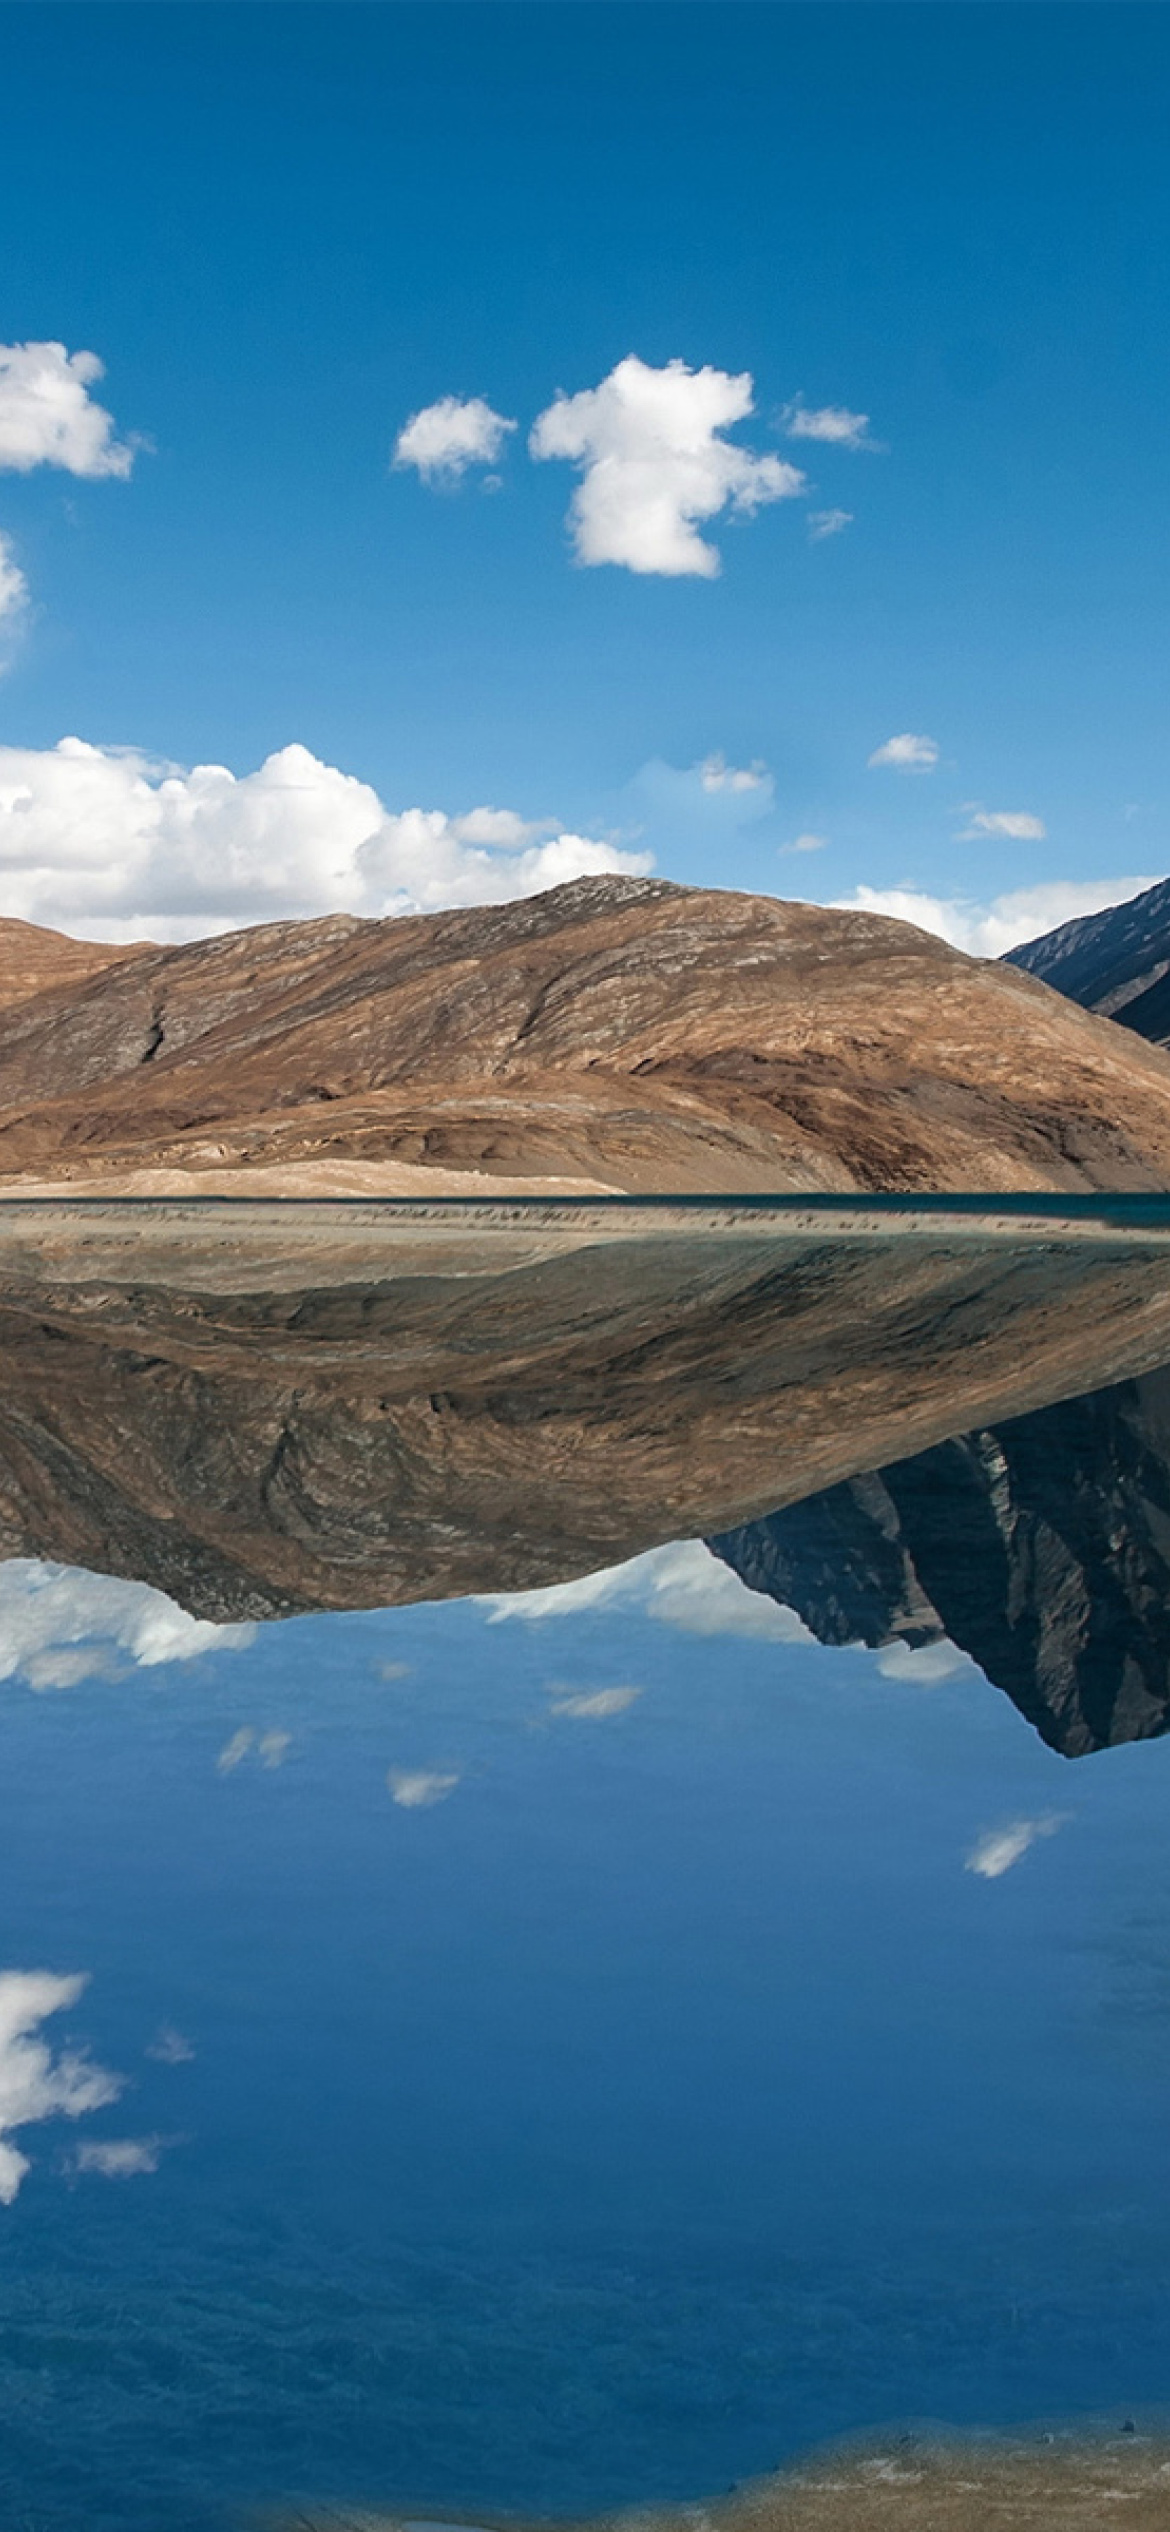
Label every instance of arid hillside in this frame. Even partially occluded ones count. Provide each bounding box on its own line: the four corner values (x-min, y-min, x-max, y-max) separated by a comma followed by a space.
2, 875, 1170, 1190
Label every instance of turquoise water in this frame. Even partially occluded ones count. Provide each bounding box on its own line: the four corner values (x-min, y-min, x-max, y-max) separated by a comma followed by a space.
1, 1560, 1169, 2528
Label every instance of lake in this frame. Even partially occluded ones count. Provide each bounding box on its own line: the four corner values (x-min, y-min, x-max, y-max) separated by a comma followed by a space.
0, 1200, 1169, 2528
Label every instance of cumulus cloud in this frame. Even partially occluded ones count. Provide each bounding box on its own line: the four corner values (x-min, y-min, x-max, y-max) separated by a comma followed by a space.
388, 1768, 460, 1809
0, 1971, 122, 2204
0, 736, 651, 941
868, 733, 940, 772
780, 831, 827, 856
393, 394, 517, 485
808, 508, 853, 542
783, 401, 873, 449
834, 876, 1161, 960
0, 1561, 253, 1693
547, 1685, 642, 1719
72, 2135, 166, 2179
481, 1538, 812, 1642
530, 355, 804, 577
0, 343, 135, 479
0, 532, 27, 627
698, 753, 769, 794
965, 1815, 1068, 1880
958, 807, 1047, 842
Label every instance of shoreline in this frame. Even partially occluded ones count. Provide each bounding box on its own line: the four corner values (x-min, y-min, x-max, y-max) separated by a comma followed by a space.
274, 2426, 1170, 2532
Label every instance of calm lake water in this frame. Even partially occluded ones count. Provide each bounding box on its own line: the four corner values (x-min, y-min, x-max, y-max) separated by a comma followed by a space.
2, 1204, 1170, 2529
3, 1517, 1170, 2525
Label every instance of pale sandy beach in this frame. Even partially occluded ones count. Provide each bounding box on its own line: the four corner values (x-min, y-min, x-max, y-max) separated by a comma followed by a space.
283, 2433, 1170, 2532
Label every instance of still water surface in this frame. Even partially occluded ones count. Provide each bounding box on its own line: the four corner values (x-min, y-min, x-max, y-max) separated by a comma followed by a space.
2, 1521, 1170, 2525
1, 1201, 1170, 2528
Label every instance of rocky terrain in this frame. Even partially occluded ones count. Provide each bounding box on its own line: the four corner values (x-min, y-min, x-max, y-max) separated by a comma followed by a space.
1005, 873, 1170, 1046
0, 1199, 1166, 1621
711, 1363, 1170, 1756
3, 876, 1170, 1190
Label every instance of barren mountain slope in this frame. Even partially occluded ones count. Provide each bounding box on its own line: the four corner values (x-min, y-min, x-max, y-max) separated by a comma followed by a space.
2, 876, 1170, 1189
0, 916, 146, 1012
1005, 874, 1170, 1047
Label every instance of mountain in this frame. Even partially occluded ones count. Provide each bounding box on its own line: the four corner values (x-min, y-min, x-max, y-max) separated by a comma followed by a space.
710, 1366, 1170, 1758
0, 917, 143, 1011
1004, 874, 1170, 1046
1, 876, 1170, 1190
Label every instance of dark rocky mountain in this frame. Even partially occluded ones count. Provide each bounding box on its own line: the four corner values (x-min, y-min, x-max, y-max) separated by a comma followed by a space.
4, 875, 1170, 1191
710, 1365, 1170, 1757
1004, 874, 1170, 1046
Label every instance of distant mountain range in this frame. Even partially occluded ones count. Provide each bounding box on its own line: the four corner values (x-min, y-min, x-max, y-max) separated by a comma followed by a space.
4, 873, 1170, 1191
1005, 874, 1170, 1045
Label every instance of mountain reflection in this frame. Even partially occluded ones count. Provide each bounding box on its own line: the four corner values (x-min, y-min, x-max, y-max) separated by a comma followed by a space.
711, 1367, 1170, 1758
1, 1201, 1170, 1760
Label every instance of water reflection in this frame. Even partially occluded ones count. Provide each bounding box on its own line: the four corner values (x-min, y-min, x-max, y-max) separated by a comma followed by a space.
712, 1367, 1170, 1757
0, 1196, 1168, 1615
0, 1203, 1169, 2526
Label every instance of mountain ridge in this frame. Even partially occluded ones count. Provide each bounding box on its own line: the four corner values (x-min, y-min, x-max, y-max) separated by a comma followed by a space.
1, 875, 1170, 1191
1004, 874, 1170, 1044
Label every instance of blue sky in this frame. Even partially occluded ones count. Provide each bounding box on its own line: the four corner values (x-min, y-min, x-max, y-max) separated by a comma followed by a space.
1, 2, 1168, 945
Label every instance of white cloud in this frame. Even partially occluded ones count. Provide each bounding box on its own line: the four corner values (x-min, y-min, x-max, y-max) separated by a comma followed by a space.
73, 2135, 165, 2179
388, 1768, 460, 1809
0, 1971, 123, 2205
0, 1561, 253, 1692
481, 1538, 812, 1643
0, 532, 27, 626
0, 737, 651, 941
217, 1725, 291, 1774
783, 401, 872, 449
808, 508, 853, 542
216, 1728, 254, 1775
867, 733, 940, 772
958, 808, 1047, 842
0, 343, 135, 479
145, 2025, 194, 2066
780, 831, 827, 856
834, 876, 1161, 959
530, 355, 805, 577
393, 394, 517, 486
547, 1686, 642, 1720
698, 753, 769, 794
965, 1815, 1068, 1880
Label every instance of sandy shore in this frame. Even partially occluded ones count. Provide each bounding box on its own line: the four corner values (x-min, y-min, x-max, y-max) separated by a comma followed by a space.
282, 2432, 1170, 2530
0, 1159, 622, 1201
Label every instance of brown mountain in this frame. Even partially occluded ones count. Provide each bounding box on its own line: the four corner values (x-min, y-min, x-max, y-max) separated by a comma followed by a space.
0, 915, 143, 1012
1, 875, 1170, 1191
